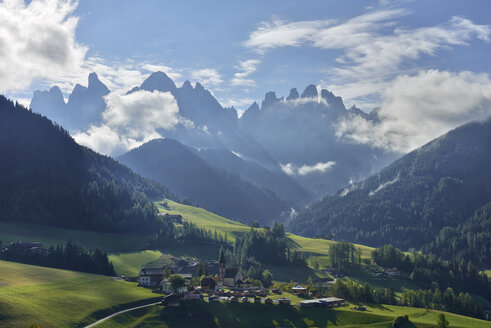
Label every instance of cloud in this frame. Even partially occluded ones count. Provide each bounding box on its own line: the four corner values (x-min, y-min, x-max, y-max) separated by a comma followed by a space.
244, 10, 490, 109
190, 68, 223, 87
231, 59, 261, 87
74, 90, 184, 155
281, 161, 336, 176
336, 70, 491, 153
0, 0, 87, 93
369, 173, 399, 196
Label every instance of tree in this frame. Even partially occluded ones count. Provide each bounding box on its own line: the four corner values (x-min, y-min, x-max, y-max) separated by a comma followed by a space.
168, 274, 186, 294
437, 313, 449, 328
261, 269, 273, 288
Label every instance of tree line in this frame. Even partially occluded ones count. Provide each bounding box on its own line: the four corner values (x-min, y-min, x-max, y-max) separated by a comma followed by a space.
0, 241, 115, 276
372, 244, 491, 301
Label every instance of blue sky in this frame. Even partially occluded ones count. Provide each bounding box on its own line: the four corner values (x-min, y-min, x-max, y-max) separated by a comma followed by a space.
2, 0, 490, 112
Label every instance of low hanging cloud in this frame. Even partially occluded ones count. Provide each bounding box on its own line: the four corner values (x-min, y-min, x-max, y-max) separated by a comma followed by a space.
0, 0, 87, 93
281, 161, 336, 176
336, 70, 491, 153
74, 90, 185, 155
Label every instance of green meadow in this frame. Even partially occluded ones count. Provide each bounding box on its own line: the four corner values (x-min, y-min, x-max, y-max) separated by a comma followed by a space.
0, 260, 157, 328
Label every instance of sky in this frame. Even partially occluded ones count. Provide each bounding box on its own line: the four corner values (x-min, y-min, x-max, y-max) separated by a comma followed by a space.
1, 0, 491, 154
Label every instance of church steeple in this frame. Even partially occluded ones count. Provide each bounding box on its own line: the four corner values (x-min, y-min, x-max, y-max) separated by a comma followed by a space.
218, 248, 226, 281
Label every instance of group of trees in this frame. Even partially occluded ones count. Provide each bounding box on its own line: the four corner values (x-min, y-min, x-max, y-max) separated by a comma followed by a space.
371, 245, 491, 300
330, 278, 483, 319
400, 287, 482, 318
234, 223, 305, 267
328, 241, 362, 271
0, 241, 115, 276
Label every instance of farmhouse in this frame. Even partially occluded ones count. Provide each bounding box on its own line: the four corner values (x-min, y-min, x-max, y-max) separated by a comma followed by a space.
292, 285, 308, 295
299, 297, 345, 308
158, 212, 183, 223
138, 268, 164, 287
161, 273, 193, 294
386, 267, 401, 277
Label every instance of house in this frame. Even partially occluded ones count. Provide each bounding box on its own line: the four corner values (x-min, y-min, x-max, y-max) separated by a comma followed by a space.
162, 293, 180, 307
299, 297, 345, 308
161, 273, 193, 294
292, 285, 308, 295
224, 268, 244, 287
8, 241, 47, 254
278, 298, 291, 305
157, 213, 183, 223
200, 277, 216, 292
139, 268, 165, 287
386, 267, 401, 277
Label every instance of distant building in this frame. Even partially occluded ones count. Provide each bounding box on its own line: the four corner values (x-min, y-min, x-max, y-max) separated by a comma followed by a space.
386, 267, 401, 277
8, 241, 47, 254
292, 285, 308, 295
157, 213, 183, 223
216, 249, 243, 287
139, 268, 165, 287
299, 297, 345, 308
161, 273, 193, 294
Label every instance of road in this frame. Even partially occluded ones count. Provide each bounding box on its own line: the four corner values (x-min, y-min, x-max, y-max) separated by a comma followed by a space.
83, 301, 161, 328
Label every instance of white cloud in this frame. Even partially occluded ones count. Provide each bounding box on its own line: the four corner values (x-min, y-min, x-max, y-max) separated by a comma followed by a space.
336, 70, 491, 152
0, 0, 87, 93
74, 90, 184, 155
190, 68, 223, 87
231, 59, 261, 87
244, 10, 490, 110
281, 161, 336, 176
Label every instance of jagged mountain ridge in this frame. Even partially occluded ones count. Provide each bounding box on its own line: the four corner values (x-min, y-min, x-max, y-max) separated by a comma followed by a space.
30, 71, 397, 204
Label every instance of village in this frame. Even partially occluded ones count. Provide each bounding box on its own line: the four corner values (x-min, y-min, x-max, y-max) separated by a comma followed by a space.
136, 248, 350, 309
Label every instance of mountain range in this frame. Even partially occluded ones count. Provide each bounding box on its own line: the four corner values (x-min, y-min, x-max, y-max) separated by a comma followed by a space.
30, 71, 397, 222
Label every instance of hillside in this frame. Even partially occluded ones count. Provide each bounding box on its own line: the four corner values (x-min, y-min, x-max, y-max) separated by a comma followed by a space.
119, 138, 293, 225
0, 260, 157, 327
290, 118, 491, 259
0, 96, 172, 233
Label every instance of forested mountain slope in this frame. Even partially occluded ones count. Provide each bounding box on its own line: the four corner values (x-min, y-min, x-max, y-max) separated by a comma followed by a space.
0, 96, 172, 233
291, 117, 491, 262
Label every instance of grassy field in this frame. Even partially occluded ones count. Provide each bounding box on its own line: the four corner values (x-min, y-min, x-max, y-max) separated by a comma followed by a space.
0, 260, 158, 328
0, 221, 147, 252
109, 250, 163, 276
96, 302, 491, 328
156, 199, 251, 242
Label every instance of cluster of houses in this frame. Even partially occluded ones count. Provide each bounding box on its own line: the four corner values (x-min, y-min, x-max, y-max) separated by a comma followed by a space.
139, 253, 245, 293
1, 241, 47, 254
375, 267, 401, 278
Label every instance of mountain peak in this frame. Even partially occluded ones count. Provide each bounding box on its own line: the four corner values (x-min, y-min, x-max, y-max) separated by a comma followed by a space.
286, 88, 299, 100
88, 72, 110, 95
301, 84, 318, 98
140, 71, 177, 93
320, 89, 345, 111
262, 91, 281, 109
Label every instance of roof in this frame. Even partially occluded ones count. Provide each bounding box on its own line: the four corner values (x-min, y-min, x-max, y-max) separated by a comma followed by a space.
224, 268, 239, 279
319, 297, 344, 303
292, 285, 307, 290
139, 268, 165, 276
